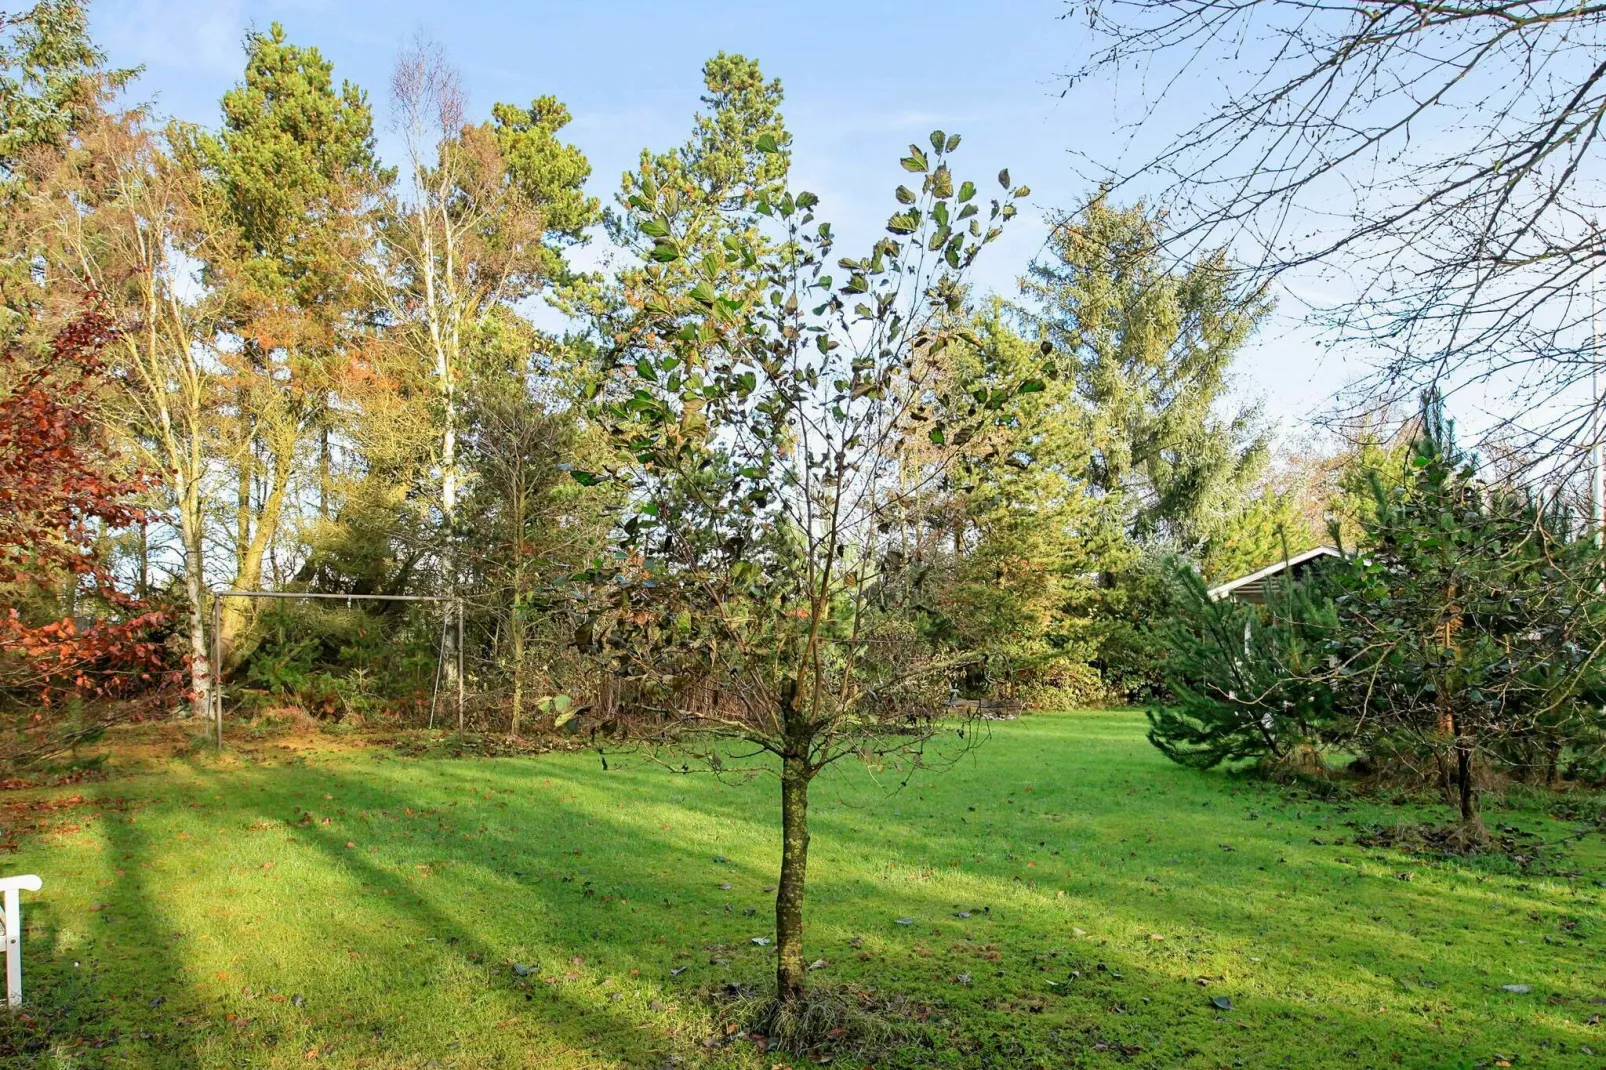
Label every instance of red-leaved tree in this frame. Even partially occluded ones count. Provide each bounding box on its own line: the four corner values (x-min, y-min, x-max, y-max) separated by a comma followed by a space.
0, 310, 178, 707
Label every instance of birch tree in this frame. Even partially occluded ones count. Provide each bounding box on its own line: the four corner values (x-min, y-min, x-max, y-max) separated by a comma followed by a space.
32, 108, 222, 717
381, 38, 594, 693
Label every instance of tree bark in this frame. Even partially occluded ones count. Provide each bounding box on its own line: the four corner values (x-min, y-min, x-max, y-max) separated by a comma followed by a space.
1449, 711, 1485, 841
509, 612, 525, 737
218, 449, 294, 669
319, 424, 331, 520
1456, 741, 1481, 829
775, 754, 811, 1004
178, 482, 210, 720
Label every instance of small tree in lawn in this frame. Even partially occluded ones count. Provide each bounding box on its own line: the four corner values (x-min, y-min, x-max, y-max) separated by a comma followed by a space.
566, 131, 1035, 1007
1324, 397, 1606, 841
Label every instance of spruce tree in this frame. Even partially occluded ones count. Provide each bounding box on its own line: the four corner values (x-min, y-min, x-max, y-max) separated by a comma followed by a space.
1020, 194, 1270, 549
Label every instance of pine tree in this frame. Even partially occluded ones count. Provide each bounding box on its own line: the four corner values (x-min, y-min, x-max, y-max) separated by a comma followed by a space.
187, 23, 392, 665
1325, 396, 1606, 839
1148, 563, 1338, 769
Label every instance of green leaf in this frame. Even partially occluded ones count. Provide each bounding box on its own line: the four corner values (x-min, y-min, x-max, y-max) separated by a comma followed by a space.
689, 281, 716, 305
639, 218, 670, 238
929, 130, 947, 153
901, 145, 929, 173
649, 240, 680, 263
945, 133, 961, 152
958, 180, 976, 203
569, 470, 604, 487
895, 185, 916, 205
929, 426, 946, 445
635, 357, 657, 381
997, 168, 1010, 189
756, 132, 780, 154
886, 209, 920, 235
1018, 379, 1046, 394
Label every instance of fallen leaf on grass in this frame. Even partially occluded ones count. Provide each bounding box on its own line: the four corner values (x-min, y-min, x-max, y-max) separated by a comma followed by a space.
1212, 996, 1233, 1010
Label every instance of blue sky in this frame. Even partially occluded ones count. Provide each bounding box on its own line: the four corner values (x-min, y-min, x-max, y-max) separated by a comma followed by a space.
91, 0, 1351, 429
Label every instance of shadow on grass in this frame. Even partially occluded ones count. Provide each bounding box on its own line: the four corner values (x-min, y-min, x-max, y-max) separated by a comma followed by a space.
186, 759, 759, 1068
0, 792, 207, 1067
209, 754, 1605, 1067
4, 718, 1602, 1069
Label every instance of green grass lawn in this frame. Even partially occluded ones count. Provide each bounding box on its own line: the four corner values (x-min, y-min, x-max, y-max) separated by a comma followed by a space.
1, 710, 1604, 1068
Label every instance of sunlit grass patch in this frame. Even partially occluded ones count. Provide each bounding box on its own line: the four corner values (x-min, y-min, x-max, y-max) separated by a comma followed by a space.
0, 711, 1602, 1068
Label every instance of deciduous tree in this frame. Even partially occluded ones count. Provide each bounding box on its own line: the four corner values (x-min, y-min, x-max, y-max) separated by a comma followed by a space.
0, 310, 174, 705
567, 126, 1034, 1007
379, 38, 596, 701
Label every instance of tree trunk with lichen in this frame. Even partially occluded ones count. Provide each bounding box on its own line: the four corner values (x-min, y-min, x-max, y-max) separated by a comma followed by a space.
775, 753, 812, 1003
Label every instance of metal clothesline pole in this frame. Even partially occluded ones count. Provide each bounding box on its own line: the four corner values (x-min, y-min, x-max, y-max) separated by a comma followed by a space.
456, 598, 465, 733
211, 591, 456, 602
211, 595, 222, 752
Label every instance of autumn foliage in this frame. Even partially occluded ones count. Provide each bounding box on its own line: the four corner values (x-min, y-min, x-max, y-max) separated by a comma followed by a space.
0, 311, 177, 704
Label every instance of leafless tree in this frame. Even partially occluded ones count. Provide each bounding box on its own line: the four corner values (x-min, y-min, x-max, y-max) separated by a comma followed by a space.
1063, 0, 1606, 475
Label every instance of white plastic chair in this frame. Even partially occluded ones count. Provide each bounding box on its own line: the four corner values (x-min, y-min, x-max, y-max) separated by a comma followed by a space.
0, 875, 43, 1007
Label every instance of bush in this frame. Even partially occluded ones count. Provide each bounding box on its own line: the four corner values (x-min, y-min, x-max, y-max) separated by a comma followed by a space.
235, 601, 441, 722
1017, 662, 1110, 710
